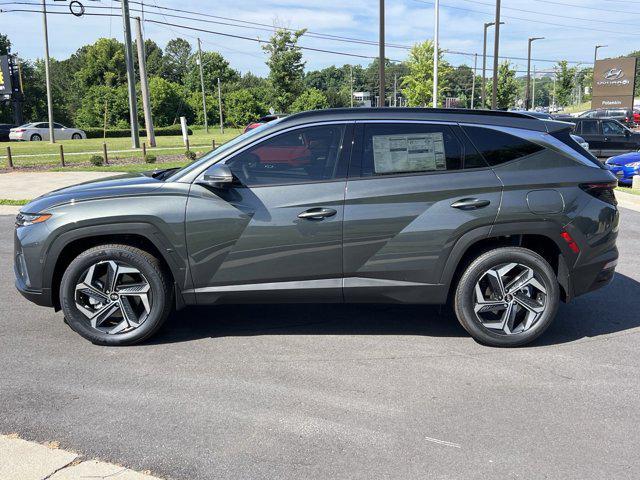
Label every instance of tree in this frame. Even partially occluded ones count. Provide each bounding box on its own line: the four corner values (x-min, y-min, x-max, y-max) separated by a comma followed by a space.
496, 61, 518, 109
401, 40, 450, 107
0, 33, 11, 55
184, 51, 239, 94
74, 84, 130, 128
290, 88, 329, 112
443, 65, 474, 108
226, 89, 267, 127
133, 39, 166, 78
262, 28, 306, 112
147, 77, 185, 127
164, 38, 192, 84
555, 60, 576, 107
74, 38, 127, 89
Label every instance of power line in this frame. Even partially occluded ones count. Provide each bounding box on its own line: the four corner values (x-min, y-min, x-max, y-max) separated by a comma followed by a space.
527, 0, 640, 15
414, 0, 640, 40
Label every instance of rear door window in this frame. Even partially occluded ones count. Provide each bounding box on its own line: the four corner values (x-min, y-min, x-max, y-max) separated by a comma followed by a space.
358, 123, 463, 176
461, 126, 544, 166
580, 120, 599, 135
602, 120, 625, 135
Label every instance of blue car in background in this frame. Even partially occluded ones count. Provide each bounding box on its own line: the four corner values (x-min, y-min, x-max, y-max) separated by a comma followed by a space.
605, 151, 640, 186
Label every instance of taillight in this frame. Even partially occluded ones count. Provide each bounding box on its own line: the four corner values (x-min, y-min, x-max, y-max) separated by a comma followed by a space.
13, 128, 25, 133
560, 231, 580, 254
579, 181, 618, 206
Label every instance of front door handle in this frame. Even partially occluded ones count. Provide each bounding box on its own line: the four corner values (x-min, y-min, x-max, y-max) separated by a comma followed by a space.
451, 198, 491, 210
298, 207, 337, 220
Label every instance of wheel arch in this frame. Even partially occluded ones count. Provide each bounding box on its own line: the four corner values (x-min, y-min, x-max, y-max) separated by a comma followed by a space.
441, 222, 575, 304
44, 222, 189, 310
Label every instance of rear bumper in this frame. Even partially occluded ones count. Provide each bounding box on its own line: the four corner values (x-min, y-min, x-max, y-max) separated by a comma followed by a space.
569, 246, 618, 299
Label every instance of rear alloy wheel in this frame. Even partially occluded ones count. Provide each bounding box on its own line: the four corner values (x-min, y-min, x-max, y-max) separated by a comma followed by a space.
454, 247, 559, 347
60, 244, 172, 345
72, 133, 82, 139
30, 134, 42, 141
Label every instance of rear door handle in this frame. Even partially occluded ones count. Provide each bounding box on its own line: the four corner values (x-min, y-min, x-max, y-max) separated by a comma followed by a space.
298, 207, 337, 220
451, 198, 491, 210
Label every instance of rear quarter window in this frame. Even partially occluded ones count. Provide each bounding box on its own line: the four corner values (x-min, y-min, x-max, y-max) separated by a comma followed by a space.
461, 126, 544, 166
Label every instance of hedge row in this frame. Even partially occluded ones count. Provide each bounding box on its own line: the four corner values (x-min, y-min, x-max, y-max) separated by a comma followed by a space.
83, 125, 193, 139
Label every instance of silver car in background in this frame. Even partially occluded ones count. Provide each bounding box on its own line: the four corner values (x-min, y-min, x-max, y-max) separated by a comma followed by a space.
9, 122, 86, 141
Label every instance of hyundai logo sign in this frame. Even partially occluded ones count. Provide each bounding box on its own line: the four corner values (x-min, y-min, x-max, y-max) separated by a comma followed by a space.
597, 67, 630, 87
604, 68, 624, 80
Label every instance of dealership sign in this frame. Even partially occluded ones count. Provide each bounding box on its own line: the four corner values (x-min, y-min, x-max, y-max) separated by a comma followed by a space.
592, 57, 637, 110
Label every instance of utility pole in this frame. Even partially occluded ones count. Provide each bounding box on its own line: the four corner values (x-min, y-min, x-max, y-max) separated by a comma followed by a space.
350, 65, 354, 107
135, 17, 156, 147
491, 0, 501, 110
120, 0, 140, 148
432, 0, 440, 108
471, 53, 477, 109
197, 38, 209, 133
525, 37, 544, 110
217, 77, 224, 134
41, 0, 55, 143
552, 69, 557, 110
379, 0, 385, 107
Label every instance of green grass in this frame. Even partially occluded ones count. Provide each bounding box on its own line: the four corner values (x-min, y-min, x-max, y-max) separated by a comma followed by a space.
53, 160, 190, 173
560, 101, 590, 114
0, 127, 242, 169
0, 199, 30, 206
617, 187, 640, 196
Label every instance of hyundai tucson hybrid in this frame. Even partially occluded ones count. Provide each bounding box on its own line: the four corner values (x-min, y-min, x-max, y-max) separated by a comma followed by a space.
14, 109, 619, 347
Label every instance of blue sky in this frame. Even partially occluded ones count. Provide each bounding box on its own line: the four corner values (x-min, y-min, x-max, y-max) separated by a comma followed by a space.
2, 0, 637, 76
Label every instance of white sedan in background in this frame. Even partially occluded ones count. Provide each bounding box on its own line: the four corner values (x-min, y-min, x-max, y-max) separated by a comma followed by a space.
9, 122, 86, 141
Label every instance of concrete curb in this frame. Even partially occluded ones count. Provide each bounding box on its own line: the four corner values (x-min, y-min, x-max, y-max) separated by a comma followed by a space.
616, 190, 640, 212
0, 435, 162, 480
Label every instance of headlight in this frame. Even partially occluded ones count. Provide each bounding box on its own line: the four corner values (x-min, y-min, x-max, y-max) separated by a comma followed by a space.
15, 212, 52, 227
626, 161, 640, 169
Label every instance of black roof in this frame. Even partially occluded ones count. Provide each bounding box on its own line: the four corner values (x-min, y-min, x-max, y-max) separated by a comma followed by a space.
277, 107, 571, 133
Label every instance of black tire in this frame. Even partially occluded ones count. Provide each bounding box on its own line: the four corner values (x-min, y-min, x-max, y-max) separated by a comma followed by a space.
72, 133, 82, 140
59, 244, 173, 346
454, 247, 559, 347
30, 133, 42, 141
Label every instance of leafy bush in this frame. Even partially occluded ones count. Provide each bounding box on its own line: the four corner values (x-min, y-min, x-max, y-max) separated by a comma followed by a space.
144, 154, 157, 164
291, 88, 329, 113
89, 155, 104, 166
184, 150, 197, 161
83, 125, 192, 139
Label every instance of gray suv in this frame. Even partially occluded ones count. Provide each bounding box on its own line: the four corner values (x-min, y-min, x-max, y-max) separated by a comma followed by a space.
14, 109, 619, 347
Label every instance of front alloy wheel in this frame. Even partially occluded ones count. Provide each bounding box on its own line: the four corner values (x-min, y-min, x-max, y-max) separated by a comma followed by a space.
75, 260, 152, 335
60, 244, 172, 345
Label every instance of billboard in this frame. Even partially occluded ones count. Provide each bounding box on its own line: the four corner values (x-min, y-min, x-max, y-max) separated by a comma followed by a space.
591, 57, 637, 109
0, 55, 12, 96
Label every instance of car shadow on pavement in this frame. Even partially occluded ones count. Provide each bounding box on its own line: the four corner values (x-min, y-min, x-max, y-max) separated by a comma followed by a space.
148, 273, 640, 347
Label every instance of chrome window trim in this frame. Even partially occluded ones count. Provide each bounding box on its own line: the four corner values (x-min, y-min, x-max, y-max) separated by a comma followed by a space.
191, 120, 355, 184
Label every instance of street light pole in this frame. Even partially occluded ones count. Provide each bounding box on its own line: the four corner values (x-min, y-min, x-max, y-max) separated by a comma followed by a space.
491, 0, 501, 110
525, 37, 544, 110
594, 44, 607, 69
481, 21, 502, 109
120, 0, 140, 148
41, 0, 55, 143
433, 0, 439, 108
379, 0, 385, 107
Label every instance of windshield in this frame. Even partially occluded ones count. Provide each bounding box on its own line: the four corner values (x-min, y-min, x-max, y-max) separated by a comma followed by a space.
165, 118, 283, 181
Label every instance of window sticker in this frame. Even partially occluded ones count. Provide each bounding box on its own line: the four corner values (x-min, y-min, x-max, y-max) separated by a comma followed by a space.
372, 132, 446, 174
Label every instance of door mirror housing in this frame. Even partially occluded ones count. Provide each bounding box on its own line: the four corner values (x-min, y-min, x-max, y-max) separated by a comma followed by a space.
198, 163, 234, 187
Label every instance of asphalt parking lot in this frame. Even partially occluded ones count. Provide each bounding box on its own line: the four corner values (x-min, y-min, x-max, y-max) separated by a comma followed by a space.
1, 209, 639, 480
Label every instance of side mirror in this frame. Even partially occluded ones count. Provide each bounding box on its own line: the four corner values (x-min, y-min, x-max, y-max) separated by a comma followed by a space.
198, 163, 234, 187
